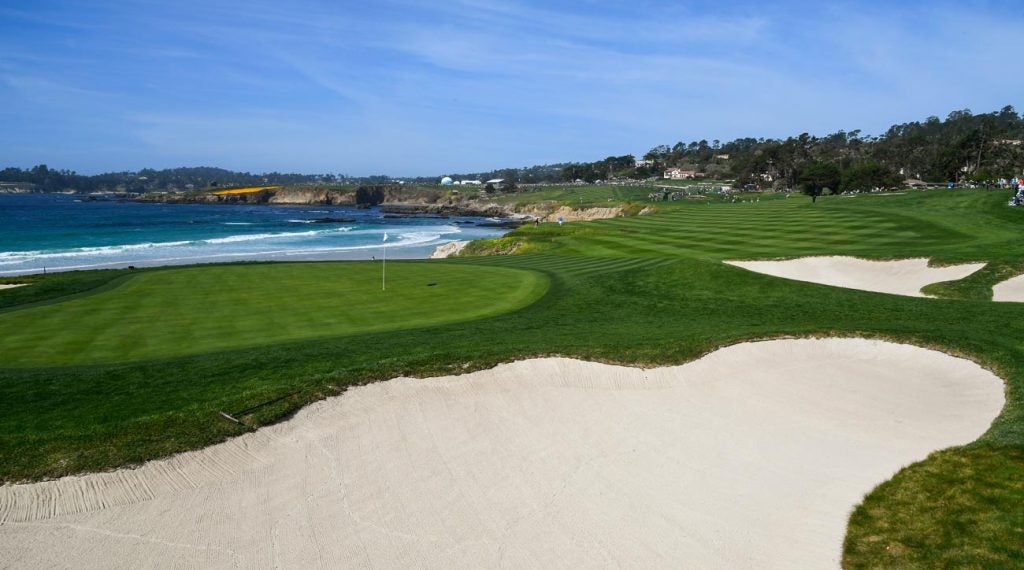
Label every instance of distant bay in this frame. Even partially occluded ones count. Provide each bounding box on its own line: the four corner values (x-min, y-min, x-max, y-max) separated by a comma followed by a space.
0, 194, 510, 276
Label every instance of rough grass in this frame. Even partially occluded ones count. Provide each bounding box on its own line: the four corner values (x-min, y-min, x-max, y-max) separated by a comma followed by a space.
1, 188, 1023, 567
845, 445, 1024, 569
489, 184, 654, 206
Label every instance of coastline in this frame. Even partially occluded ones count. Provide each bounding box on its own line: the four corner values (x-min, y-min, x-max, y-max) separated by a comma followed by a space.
0, 243, 446, 277
0, 194, 515, 277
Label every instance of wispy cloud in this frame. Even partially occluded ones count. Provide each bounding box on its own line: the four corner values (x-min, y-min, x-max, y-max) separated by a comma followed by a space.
0, 0, 1021, 174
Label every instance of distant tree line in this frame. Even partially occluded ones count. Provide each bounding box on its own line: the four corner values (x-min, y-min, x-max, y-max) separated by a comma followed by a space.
0, 166, 349, 194
4, 106, 1022, 194
561, 105, 1024, 191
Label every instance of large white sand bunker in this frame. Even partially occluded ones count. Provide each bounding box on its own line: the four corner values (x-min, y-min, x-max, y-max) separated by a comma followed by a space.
0, 284, 26, 290
0, 339, 1003, 568
993, 273, 1024, 302
726, 256, 985, 297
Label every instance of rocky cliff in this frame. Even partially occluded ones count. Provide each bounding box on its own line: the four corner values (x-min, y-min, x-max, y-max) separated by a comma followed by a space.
269, 188, 355, 205
137, 189, 626, 223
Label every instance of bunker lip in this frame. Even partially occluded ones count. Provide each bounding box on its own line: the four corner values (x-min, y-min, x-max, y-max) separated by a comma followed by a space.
0, 338, 1004, 568
725, 256, 986, 297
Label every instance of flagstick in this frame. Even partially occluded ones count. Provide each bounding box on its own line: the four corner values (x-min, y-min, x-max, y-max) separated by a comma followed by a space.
382, 237, 387, 291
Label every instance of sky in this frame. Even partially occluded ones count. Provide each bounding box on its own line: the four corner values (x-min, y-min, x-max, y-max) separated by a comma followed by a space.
1, 0, 1022, 176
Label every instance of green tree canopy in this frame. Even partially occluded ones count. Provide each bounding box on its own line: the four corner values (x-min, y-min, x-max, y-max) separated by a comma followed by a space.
799, 162, 841, 201
840, 161, 903, 193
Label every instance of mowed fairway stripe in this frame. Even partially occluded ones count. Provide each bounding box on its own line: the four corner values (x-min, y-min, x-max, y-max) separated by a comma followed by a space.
0, 262, 549, 366
572, 201, 962, 259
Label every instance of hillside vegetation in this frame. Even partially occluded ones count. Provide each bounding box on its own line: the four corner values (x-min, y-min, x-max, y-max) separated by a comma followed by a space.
3, 106, 1021, 194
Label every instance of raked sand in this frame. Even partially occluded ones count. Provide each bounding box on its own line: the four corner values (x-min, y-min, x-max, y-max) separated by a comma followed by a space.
0, 339, 1003, 568
726, 257, 985, 297
993, 273, 1024, 302
0, 284, 25, 290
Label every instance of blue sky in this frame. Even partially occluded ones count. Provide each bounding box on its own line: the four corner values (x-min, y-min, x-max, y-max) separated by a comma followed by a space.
1, 0, 1022, 176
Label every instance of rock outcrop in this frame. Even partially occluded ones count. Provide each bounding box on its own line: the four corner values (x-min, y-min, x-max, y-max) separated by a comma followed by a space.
429, 241, 471, 259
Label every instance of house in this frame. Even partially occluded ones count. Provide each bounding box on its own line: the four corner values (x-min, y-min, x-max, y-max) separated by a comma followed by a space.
714, 154, 730, 160
485, 178, 508, 189
663, 168, 701, 180
0, 182, 36, 193
634, 159, 655, 168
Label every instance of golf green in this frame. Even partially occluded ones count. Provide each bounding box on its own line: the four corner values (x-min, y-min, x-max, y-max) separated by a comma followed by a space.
0, 261, 548, 365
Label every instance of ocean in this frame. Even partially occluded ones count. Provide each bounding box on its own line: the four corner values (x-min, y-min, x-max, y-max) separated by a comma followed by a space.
0, 193, 512, 276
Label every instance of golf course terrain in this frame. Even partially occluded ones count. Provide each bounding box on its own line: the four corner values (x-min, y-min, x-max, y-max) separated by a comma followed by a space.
2, 187, 1024, 567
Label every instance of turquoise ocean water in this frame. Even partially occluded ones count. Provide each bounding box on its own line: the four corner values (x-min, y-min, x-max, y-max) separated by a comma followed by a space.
0, 194, 511, 276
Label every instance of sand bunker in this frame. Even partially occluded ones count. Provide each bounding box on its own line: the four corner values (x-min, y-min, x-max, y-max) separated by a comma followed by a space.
993, 273, 1024, 302
0, 339, 1003, 568
726, 257, 985, 297
0, 284, 25, 290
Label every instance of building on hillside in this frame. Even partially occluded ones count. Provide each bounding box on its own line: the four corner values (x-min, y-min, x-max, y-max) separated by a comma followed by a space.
485, 178, 508, 189
714, 154, 730, 160
634, 159, 655, 168
0, 182, 37, 192
664, 168, 701, 180
457, 180, 482, 185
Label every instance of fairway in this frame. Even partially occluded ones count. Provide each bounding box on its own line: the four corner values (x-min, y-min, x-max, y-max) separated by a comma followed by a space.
0, 262, 548, 365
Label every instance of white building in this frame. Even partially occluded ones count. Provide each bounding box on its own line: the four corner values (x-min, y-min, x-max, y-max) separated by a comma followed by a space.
664, 168, 700, 180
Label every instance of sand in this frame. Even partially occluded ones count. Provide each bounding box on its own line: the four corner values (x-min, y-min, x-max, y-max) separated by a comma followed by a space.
993, 273, 1024, 302
0, 338, 1003, 568
0, 284, 25, 290
429, 240, 470, 259
726, 257, 985, 297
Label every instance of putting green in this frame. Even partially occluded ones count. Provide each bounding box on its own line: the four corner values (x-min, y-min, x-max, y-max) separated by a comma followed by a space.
0, 262, 548, 366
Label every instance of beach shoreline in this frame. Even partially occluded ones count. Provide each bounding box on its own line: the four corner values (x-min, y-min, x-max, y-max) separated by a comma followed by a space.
0, 193, 512, 277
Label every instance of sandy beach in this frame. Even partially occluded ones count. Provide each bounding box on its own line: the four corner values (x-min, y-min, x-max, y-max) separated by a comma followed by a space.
0, 338, 1002, 568
726, 257, 985, 297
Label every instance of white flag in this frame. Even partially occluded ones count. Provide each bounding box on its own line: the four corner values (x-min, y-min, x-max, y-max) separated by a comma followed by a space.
383, 232, 389, 242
